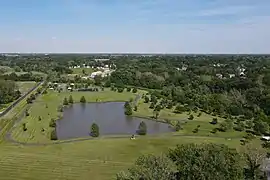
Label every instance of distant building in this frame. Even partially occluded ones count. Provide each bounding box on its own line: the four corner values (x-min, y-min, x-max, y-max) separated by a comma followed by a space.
216, 74, 223, 79
94, 59, 110, 62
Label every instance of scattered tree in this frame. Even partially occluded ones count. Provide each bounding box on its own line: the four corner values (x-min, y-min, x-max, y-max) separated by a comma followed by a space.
144, 96, 149, 103
50, 128, 58, 140
90, 123, 100, 137
132, 88, 138, 93
175, 121, 181, 131
22, 123, 27, 131
137, 121, 147, 135
49, 118, 56, 127
63, 97, 69, 105
80, 96, 86, 103
68, 95, 74, 104
124, 102, 133, 116
188, 114, 194, 120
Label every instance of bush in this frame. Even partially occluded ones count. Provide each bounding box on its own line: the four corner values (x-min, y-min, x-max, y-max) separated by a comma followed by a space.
132, 88, 138, 93
137, 121, 147, 135
49, 118, 56, 127
63, 97, 69, 105
38, 116, 41, 121
134, 106, 138, 111
58, 105, 63, 112
193, 128, 199, 133
197, 112, 202, 117
50, 128, 58, 140
90, 123, 100, 137
80, 96, 86, 103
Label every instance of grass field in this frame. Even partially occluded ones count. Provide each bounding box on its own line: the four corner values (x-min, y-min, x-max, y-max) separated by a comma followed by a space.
16, 81, 38, 95
0, 87, 262, 180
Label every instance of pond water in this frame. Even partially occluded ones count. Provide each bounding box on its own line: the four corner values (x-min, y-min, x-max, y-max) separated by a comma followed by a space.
56, 102, 173, 140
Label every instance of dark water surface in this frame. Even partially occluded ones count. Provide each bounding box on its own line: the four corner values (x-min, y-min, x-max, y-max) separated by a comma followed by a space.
56, 102, 172, 140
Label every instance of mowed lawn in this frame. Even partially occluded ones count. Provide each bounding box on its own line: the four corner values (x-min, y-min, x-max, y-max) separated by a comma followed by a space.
11, 89, 141, 143
0, 135, 251, 180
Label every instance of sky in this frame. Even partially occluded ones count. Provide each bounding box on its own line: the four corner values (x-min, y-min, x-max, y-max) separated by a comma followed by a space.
0, 0, 270, 54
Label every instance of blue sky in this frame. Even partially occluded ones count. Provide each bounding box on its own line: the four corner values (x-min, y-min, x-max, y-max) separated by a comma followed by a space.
0, 0, 270, 53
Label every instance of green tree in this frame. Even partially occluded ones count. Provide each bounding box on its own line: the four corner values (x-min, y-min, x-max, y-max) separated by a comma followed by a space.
175, 121, 181, 131
132, 88, 138, 93
134, 106, 138, 111
68, 95, 74, 104
49, 118, 56, 127
124, 102, 133, 116
116, 155, 177, 180
126, 87, 131, 92
137, 121, 147, 135
63, 97, 69, 105
22, 123, 27, 131
149, 102, 155, 109
90, 123, 99, 137
80, 96, 86, 103
242, 145, 267, 180
253, 120, 269, 135
167, 143, 243, 180
144, 96, 149, 103
188, 114, 194, 120
50, 128, 58, 140
153, 110, 160, 119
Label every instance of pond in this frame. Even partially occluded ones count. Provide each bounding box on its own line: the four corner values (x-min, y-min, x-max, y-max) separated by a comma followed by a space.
56, 102, 173, 140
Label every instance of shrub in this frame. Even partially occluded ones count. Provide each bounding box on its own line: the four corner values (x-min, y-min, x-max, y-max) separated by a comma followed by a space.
193, 128, 199, 133
50, 128, 58, 140
134, 106, 138, 111
63, 97, 69, 105
90, 123, 100, 137
197, 112, 202, 117
58, 105, 63, 112
132, 88, 138, 93
137, 121, 147, 135
68, 95, 74, 104
80, 96, 86, 103
49, 118, 56, 127
38, 116, 41, 121
26, 97, 32, 104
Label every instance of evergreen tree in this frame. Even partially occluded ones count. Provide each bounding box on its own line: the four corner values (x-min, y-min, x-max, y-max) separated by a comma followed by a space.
68, 95, 74, 104
137, 121, 147, 135
63, 97, 69, 105
80, 96, 86, 103
90, 123, 100, 137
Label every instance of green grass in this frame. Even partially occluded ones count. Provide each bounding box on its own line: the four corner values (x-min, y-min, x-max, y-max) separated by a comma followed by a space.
16, 81, 38, 95
71, 68, 94, 75
0, 136, 249, 180
0, 87, 262, 180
